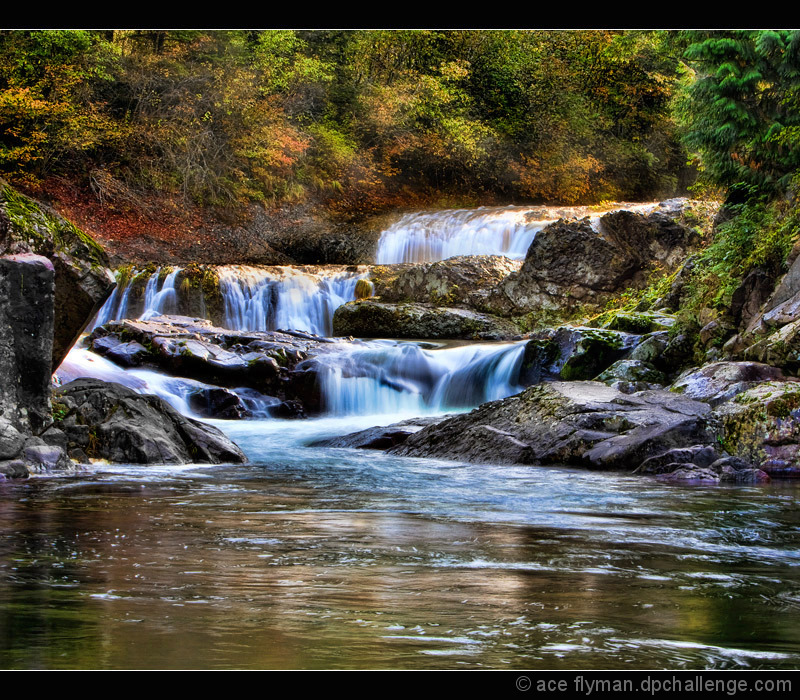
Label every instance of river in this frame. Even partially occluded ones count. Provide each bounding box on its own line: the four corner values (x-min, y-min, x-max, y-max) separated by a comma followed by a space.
2, 203, 799, 670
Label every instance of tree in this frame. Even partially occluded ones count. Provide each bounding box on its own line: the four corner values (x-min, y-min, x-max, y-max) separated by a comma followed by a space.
679, 30, 800, 197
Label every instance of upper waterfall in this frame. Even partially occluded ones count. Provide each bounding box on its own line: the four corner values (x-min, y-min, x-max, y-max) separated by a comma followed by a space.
374, 202, 667, 264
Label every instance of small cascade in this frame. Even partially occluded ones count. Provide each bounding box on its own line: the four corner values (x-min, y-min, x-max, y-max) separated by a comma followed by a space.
55, 348, 278, 419
218, 265, 365, 336
140, 267, 182, 321
315, 340, 527, 416
91, 265, 366, 337
375, 207, 552, 264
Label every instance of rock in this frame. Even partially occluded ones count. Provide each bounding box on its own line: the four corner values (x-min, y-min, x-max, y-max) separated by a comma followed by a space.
332, 300, 520, 340
0, 254, 55, 434
671, 361, 796, 406
371, 255, 523, 317
713, 381, 800, 476
54, 378, 247, 465
742, 318, 800, 371
390, 380, 714, 471
90, 335, 150, 367
635, 445, 721, 474
0, 179, 115, 370
20, 444, 71, 473
308, 415, 451, 450
595, 359, 667, 393
591, 310, 676, 334
85, 316, 354, 413
656, 465, 720, 483
629, 332, 670, 366
718, 467, 771, 483
188, 387, 250, 420
730, 266, 774, 329
547, 326, 642, 381
500, 201, 703, 319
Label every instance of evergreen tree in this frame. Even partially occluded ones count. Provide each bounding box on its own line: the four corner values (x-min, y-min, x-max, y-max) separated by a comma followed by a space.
680, 30, 800, 197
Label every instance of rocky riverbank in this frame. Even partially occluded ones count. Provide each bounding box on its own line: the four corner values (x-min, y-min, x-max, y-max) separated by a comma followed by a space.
7, 176, 800, 486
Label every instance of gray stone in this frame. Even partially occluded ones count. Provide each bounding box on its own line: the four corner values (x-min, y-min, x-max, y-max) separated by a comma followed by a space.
55, 378, 247, 465
390, 381, 714, 471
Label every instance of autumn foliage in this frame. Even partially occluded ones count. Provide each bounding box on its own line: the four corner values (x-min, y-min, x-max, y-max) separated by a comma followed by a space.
0, 30, 693, 217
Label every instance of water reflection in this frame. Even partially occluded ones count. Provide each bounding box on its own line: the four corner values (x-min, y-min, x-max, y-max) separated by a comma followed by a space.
2, 429, 800, 670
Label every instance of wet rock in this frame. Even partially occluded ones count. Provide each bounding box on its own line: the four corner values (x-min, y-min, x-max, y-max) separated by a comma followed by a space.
390, 381, 714, 471
656, 465, 720, 483
85, 316, 355, 413
188, 387, 250, 420
90, 335, 150, 367
635, 445, 720, 474
332, 300, 519, 340
54, 378, 247, 465
309, 415, 451, 450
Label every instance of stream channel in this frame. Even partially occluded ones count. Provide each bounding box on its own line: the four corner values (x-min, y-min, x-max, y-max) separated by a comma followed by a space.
2, 204, 800, 670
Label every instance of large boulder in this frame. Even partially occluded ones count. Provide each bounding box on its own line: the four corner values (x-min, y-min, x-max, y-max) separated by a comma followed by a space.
500, 200, 703, 319
389, 380, 714, 471
671, 361, 797, 407
53, 378, 247, 465
0, 179, 115, 369
332, 299, 520, 340
713, 381, 800, 477
0, 254, 55, 433
370, 255, 522, 317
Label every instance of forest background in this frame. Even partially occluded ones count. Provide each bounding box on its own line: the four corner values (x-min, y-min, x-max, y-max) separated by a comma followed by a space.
2, 28, 800, 324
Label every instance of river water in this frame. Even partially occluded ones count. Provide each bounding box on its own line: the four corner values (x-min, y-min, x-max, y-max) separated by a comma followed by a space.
3, 203, 800, 669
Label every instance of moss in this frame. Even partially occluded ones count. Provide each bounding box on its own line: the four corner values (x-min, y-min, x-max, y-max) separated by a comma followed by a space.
559, 332, 625, 381
1, 182, 108, 268
51, 401, 69, 422
354, 278, 373, 300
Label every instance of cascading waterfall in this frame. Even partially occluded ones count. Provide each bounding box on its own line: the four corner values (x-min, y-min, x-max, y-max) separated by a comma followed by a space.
374, 201, 669, 265
218, 265, 365, 337
78, 203, 572, 420
140, 267, 181, 321
92, 266, 183, 329
375, 206, 550, 264
315, 340, 527, 416
92, 264, 366, 338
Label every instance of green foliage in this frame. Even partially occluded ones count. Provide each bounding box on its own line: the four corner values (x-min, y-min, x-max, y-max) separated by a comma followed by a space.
679, 30, 800, 196
685, 197, 799, 311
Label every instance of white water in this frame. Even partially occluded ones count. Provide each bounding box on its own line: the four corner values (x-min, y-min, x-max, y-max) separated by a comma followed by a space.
375, 202, 669, 264
92, 265, 366, 338
376, 206, 548, 263
218, 265, 365, 337
315, 340, 527, 416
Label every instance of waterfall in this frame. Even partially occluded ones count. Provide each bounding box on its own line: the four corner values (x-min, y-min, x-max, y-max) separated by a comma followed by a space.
140, 268, 182, 321
374, 201, 671, 264
91, 265, 366, 337
375, 207, 552, 264
218, 265, 365, 336
315, 340, 527, 416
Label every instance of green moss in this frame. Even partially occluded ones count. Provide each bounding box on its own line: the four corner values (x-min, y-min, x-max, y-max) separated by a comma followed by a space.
1, 182, 107, 268
51, 401, 69, 422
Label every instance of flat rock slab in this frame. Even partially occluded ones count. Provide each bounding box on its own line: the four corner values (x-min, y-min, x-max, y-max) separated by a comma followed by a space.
389, 380, 714, 471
